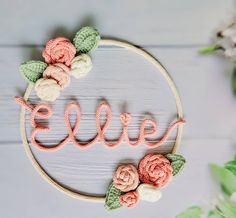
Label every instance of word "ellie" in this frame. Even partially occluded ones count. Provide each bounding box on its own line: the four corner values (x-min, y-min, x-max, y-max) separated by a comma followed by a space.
15, 96, 185, 151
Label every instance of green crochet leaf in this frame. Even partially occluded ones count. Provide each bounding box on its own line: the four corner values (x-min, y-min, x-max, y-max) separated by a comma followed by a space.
166, 154, 185, 162
73, 26, 100, 54
20, 60, 47, 83
166, 154, 186, 176
105, 183, 122, 211
176, 206, 202, 218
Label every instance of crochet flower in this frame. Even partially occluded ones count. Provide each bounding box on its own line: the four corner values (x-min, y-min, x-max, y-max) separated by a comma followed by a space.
120, 191, 139, 208
43, 63, 70, 89
35, 78, 61, 102
138, 153, 172, 188
71, 54, 92, 79
42, 37, 76, 66
137, 184, 162, 202
113, 164, 139, 192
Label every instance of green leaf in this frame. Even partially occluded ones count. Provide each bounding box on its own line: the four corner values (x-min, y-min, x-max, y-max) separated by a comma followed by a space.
166, 154, 186, 176
209, 164, 236, 195
221, 184, 232, 196
216, 199, 236, 218
198, 45, 221, 55
232, 67, 236, 96
225, 160, 236, 176
19, 60, 47, 83
176, 206, 202, 218
73, 26, 100, 54
166, 154, 185, 162
104, 183, 122, 211
208, 209, 224, 218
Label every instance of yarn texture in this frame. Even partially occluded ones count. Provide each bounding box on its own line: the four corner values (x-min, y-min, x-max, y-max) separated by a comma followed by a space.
15, 97, 185, 150
43, 63, 70, 89
71, 54, 92, 79
113, 165, 139, 192
119, 191, 139, 208
165, 154, 186, 176
35, 78, 61, 102
20, 60, 47, 83
105, 184, 122, 211
73, 26, 100, 54
43, 37, 76, 66
138, 154, 172, 188
137, 183, 162, 202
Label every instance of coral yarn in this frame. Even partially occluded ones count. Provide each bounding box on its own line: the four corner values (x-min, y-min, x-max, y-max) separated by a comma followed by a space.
42, 37, 76, 66
138, 154, 172, 188
15, 97, 185, 151
120, 191, 139, 208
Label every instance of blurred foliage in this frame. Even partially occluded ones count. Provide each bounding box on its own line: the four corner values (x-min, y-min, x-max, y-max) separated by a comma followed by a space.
176, 155, 236, 218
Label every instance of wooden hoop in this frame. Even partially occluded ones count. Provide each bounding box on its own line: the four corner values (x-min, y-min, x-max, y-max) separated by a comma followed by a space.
19, 39, 184, 202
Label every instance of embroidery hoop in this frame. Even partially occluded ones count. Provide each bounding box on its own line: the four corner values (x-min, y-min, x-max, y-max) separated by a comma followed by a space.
19, 39, 184, 202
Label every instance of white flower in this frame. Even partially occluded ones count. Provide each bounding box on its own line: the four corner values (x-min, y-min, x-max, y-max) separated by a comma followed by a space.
70, 54, 92, 79
137, 184, 162, 202
216, 23, 236, 58
35, 78, 60, 102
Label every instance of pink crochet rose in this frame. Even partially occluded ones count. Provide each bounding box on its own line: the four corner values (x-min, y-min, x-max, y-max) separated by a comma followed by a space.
113, 164, 139, 192
120, 191, 139, 208
43, 63, 70, 89
42, 37, 76, 66
138, 153, 172, 188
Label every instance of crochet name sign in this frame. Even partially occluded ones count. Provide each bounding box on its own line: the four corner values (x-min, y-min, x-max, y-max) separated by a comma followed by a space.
15, 26, 186, 210
15, 96, 185, 151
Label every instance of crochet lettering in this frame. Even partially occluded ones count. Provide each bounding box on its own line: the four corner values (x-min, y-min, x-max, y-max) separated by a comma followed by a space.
15, 96, 185, 151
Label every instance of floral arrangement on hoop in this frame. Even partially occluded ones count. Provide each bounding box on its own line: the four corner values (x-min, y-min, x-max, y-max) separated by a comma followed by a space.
16, 26, 186, 211
105, 153, 186, 211
19, 26, 100, 101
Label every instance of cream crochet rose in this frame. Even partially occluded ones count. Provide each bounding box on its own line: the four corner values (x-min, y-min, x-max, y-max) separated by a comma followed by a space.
70, 54, 92, 79
137, 184, 162, 202
35, 78, 61, 102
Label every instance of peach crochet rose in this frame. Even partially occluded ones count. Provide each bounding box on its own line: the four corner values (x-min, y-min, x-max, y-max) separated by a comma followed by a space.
138, 153, 172, 188
42, 37, 76, 66
113, 164, 139, 192
120, 191, 139, 208
43, 63, 70, 89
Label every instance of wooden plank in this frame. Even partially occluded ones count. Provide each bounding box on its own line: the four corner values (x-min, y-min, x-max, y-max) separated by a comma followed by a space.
0, 0, 233, 45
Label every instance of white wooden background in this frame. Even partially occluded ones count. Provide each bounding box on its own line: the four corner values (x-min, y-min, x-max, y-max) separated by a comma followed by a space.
1, 1, 236, 218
